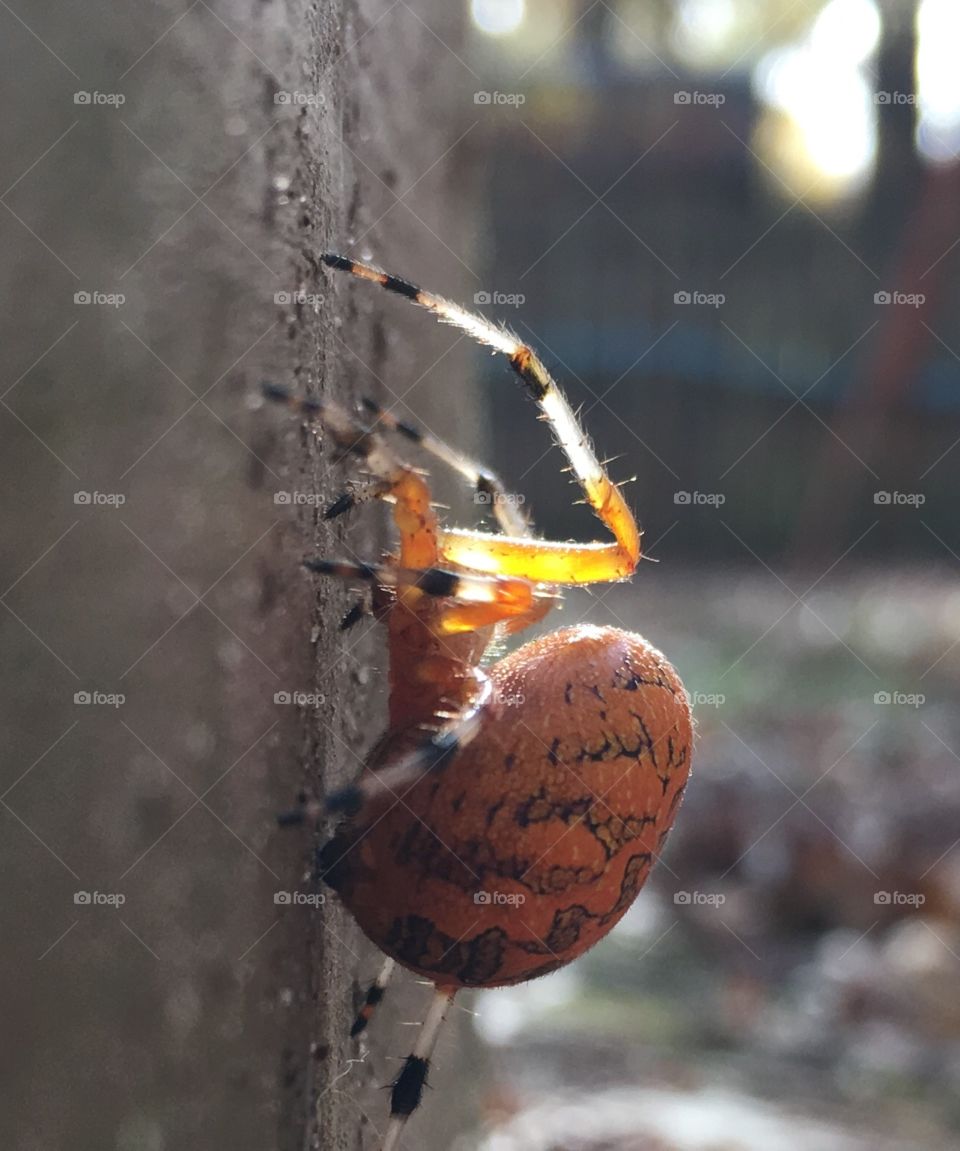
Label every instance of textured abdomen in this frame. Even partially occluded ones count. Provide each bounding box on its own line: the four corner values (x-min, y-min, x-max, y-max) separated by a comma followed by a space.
322, 624, 693, 988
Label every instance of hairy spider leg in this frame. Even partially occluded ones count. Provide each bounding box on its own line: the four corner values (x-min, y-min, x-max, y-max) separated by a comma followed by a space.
359, 395, 530, 537
352, 397, 555, 637
263, 384, 550, 633
319, 670, 493, 815
382, 985, 456, 1151
350, 956, 396, 1038
264, 387, 533, 813
302, 559, 541, 629
321, 254, 641, 585
261, 383, 437, 567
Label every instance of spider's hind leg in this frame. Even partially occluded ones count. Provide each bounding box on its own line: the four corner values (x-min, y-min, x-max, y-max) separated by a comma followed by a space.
319, 667, 493, 814
319, 255, 643, 585
262, 382, 438, 569
382, 984, 456, 1151
359, 395, 531, 537
351, 956, 396, 1038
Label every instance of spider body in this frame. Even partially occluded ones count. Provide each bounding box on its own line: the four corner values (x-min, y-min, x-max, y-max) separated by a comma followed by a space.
268, 253, 693, 1150
323, 622, 690, 989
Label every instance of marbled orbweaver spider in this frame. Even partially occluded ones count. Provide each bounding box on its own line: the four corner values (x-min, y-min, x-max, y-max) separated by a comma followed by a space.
267, 253, 693, 1151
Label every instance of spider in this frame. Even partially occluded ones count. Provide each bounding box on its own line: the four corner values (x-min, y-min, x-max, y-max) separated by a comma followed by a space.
266, 253, 693, 1151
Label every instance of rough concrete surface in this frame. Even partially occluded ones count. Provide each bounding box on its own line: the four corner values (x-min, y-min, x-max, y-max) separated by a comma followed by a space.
0, 2, 477, 1148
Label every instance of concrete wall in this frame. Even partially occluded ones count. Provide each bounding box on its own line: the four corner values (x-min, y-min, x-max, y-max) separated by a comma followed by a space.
0, 2, 476, 1147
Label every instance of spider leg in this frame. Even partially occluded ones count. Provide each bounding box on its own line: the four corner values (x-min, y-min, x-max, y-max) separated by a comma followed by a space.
321, 254, 641, 583
302, 559, 545, 632
263, 383, 437, 569
381, 984, 456, 1151
323, 671, 492, 813
439, 530, 641, 587
359, 395, 531, 537
350, 956, 396, 1038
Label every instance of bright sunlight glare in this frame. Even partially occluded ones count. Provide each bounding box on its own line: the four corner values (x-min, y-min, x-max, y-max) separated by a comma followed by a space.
916, 0, 960, 162
752, 0, 879, 193
810, 0, 881, 66
471, 0, 526, 38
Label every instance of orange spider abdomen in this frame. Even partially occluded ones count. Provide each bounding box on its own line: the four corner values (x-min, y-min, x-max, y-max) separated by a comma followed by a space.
321, 624, 693, 989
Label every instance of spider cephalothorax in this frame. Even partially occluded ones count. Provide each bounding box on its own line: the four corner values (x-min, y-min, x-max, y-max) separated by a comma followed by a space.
268, 253, 693, 1151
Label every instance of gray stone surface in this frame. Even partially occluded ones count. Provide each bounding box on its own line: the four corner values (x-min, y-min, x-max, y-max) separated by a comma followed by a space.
0, 2, 475, 1148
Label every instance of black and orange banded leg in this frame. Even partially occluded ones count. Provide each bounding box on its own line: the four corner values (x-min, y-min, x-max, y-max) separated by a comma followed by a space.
382, 984, 456, 1151
351, 956, 396, 1038
320, 253, 641, 586
321, 670, 492, 814
302, 559, 543, 632
359, 396, 531, 538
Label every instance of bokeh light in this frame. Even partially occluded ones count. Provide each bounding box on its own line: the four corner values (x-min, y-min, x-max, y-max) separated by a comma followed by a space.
471, 0, 526, 38
752, 0, 880, 196
916, 0, 960, 162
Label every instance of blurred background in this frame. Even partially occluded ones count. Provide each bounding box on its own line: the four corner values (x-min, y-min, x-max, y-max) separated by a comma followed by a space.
370, 1, 960, 1148
3, 1, 960, 1149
